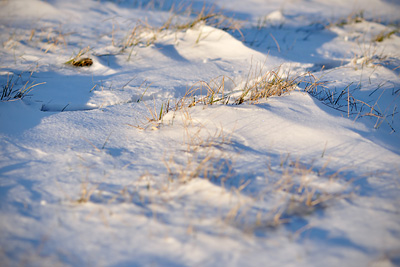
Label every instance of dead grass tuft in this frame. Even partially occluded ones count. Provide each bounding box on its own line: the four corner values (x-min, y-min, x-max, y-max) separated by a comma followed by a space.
329, 11, 365, 28
373, 29, 398, 42
136, 64, 324, 130
160, 116, 235, 185
270, 159, 352, 225
234, 66, 302, 105
305, 74, 398, 132
225, 157, 353, 232
121, 3, 242, 52
65, 46, 93, 67
0, 66, 45, 101
31, 25, 73, 53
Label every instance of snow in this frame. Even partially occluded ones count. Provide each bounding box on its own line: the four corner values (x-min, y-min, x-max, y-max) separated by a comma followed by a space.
1, 0, 400, 266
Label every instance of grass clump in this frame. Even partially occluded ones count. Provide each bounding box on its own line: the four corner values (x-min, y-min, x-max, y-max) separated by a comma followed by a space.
183, 66, 316, 106
70, 58, 93, 67
144, 99, 170, 125
164, 127, 233, 185
234, 67, 301, 105
182, 76, 234, 107
332, 11, 365, 27
270, 159, 350, 224
0, 67, 45, 102
121, 3, 242, 52
39, 25, 71, 53
173, 4, 241, 32
373, 29, 398, 42
224, 157, 352, 233
65, 46, 93, 67
304, 74, 398, 132
135, 65, 323, 130
76, 181, 99, 204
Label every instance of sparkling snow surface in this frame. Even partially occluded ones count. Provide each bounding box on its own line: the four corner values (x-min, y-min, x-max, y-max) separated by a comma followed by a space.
0, 0, 399, 266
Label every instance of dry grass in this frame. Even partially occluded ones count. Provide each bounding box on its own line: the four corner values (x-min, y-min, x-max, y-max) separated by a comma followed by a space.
164, 125, 234, 185
133, 75, 232, 129
179, 64, 323, 107
121, 3, 242, 53
234, 66, 303, 104
349, 43, 389, 70
373, 29, 398, 42
73, 125, 234, 207
76, 180, 99, 204
224, 157, 352, 233
40, 26, 70, 53
172, 4, 242, 34
0, 66, 45, 101
305, 72, 398, 132
328, 11, 398, 42
182, 75, 235, 107
73, 84, 353, 240
128, 72, 351, 233
328, 11, 365, 28
135, 64, 323, 131
270, 159, 351, 225
24, 25, 72, 53
65, 46, 93, 67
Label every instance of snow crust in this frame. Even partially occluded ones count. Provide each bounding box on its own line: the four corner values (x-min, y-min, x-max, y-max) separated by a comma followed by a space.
0, 0, 399, 266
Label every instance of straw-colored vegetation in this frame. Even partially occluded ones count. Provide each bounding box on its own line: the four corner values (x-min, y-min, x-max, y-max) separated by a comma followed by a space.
0, 66, 45, 101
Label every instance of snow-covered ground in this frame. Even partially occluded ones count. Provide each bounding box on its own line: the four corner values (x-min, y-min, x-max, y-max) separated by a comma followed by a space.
1, 0, 399, 266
